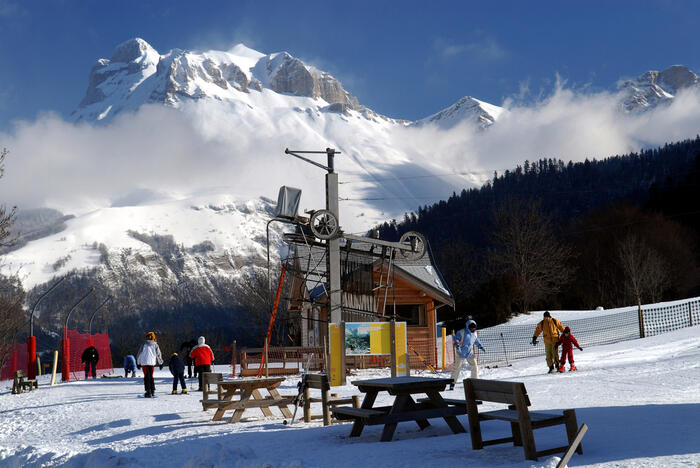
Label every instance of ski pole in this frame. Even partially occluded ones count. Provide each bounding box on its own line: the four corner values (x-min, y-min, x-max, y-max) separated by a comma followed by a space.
500, 333, 510, 366
285, 352, 313, 426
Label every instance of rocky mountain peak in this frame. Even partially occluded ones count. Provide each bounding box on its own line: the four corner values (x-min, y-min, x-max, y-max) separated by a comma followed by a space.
110, 37, 157, 63
657, 65, 699, 93
415, 96, 504, 129
73, 39, 363, 122
619, 65, 700, 112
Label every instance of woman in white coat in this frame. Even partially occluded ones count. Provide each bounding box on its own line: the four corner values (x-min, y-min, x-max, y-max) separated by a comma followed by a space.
136, 331, 163, 398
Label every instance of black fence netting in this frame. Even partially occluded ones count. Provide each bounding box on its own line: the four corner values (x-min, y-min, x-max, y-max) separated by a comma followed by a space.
473, 297, 700, 367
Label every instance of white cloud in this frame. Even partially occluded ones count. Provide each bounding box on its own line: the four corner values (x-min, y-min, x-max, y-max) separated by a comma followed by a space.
1, 84, 700, 229
433, 37, 507, 63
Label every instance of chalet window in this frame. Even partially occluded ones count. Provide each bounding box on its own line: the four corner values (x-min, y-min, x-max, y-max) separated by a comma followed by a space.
386, 304, 425, 327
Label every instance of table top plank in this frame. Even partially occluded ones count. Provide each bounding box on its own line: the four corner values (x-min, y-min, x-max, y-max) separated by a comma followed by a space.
352, 376, 452, 391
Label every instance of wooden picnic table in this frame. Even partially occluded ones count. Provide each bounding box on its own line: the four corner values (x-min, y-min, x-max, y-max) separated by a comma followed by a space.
331, 376, 466, 442
211, 377, 294, 423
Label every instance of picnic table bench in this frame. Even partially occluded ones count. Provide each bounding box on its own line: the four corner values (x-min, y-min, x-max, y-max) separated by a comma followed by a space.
464, 378, 584, 461
210, 377, 293, 423
200, 372, 224, 410
331, 376, 466, 442
12, 370, 38, 394
302, 373, 361, 425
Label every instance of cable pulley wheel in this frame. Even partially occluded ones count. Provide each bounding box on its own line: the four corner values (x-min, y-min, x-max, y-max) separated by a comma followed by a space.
398, 231, 427, 261
309, 210, 339, 240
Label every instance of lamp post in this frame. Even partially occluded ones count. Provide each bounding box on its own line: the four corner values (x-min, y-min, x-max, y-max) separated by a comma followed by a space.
61, 288, 94, 381
27, 276, 66, 379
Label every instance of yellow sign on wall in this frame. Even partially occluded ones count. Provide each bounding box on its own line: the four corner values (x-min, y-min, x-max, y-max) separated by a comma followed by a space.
393, 322, 408, 376
369, 323, 391, 354
329, 321, 409, 386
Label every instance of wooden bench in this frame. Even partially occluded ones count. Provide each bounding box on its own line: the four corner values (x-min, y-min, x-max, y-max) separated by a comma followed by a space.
11, 370, 38, 394
302, 373, 361, 425
200, 372, 223, 410
464, 378, 582, 461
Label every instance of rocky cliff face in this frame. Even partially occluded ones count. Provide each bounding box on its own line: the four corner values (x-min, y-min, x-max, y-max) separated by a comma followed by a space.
73, 38, 361, 122
619, 65, 700, 112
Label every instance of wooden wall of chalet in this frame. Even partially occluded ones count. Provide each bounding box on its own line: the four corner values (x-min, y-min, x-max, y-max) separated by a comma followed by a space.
375, 273, 438, 366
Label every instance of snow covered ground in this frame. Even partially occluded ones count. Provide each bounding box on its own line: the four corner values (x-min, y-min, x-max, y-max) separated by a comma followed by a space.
1, 326, 699, 468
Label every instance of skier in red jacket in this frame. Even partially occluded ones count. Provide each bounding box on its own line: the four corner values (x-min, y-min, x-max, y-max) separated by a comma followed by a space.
189, 336, 214, 391
555, 326, 583, 372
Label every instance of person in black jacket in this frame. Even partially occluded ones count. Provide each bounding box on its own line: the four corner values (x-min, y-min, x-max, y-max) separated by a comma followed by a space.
179, 339, 197, 379
81, 344, 99, 379
168, 353, 187, 394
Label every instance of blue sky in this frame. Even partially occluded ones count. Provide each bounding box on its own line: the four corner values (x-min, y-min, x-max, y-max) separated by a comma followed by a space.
1, 0, 699, 127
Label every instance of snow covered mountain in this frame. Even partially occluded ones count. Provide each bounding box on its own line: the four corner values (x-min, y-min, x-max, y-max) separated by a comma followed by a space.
618, 65, 700, 112
414, 96, 505, 128
73, 38, 363, 123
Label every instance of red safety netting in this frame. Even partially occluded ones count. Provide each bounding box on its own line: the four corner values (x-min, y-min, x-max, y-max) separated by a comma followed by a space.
1, 343, 28, 380
65, 329, 113, 380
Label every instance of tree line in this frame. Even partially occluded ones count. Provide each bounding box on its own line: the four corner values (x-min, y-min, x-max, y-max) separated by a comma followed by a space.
377, 137, 700, 327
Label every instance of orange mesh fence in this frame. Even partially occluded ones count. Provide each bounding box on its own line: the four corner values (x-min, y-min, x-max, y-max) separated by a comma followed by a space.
1, 343, 28, 380
65, 329, 113, 379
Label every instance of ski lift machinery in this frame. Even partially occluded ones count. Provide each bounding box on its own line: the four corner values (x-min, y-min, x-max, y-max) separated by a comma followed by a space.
272, 148, 428, 321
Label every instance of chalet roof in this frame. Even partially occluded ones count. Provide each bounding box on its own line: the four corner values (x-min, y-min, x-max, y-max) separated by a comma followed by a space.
290, 238, 454, 308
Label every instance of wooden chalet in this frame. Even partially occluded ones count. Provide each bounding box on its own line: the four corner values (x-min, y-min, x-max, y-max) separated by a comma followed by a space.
285, 237, 455, 367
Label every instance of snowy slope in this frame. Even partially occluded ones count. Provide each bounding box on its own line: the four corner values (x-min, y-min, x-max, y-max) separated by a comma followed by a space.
2, 194, 280, 291
1, 325, 698, 467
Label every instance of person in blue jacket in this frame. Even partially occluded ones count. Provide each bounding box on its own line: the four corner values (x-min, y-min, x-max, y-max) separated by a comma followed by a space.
123, 354, 137, 378
450, 319, 485, 390
168, 352, 187, 394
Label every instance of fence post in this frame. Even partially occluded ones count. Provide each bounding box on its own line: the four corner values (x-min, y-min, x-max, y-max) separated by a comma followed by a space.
441, 327, 447, 371
689, 302, 694, 327
637, 300, 645, 339
231, 340, 237, 377
61, 336, 71, 381
27, 335, 37, 379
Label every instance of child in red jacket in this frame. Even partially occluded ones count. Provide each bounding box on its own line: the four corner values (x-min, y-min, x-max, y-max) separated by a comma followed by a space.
556, 326, 583, 372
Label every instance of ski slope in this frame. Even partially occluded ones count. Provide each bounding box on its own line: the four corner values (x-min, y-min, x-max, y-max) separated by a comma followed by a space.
1, 326, 698, 468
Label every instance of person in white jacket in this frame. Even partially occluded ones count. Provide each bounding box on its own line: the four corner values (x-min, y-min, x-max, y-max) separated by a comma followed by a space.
136, 331, 163, 398
450, 319, 485, 390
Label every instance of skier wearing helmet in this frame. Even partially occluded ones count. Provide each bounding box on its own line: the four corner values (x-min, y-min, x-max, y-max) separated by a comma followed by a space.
137, 331, 163, 398
450, 319, 485, 390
